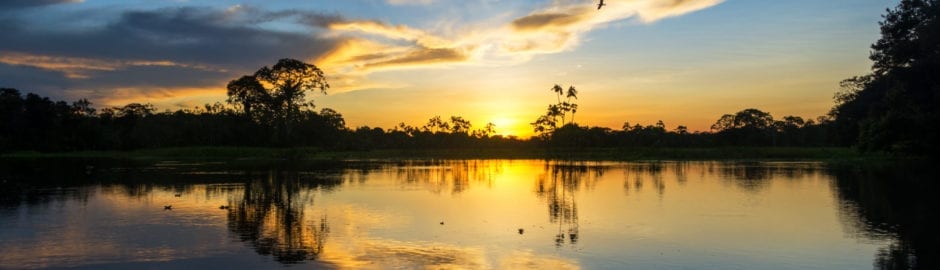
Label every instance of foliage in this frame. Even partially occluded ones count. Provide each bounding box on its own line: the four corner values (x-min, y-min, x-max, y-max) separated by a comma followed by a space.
704, 108, 833, 147
0, 87, 839, 153
830, 0, 940, 155
225, 58, 330, 144
532, 84, 579, 137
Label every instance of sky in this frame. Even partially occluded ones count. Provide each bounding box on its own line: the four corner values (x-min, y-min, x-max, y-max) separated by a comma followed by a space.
0, 0, 897, 137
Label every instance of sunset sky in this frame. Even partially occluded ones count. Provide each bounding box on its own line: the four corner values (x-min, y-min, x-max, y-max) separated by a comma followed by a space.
0, 0, 896, 137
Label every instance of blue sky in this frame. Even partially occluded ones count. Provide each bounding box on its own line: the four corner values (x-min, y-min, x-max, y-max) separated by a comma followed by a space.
0, 0, 897, 136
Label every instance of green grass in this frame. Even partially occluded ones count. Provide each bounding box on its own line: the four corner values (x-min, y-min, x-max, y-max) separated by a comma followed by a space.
1, 146, 883, 162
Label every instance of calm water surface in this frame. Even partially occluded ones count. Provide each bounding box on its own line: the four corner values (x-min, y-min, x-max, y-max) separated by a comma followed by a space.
0, 160, 935, 269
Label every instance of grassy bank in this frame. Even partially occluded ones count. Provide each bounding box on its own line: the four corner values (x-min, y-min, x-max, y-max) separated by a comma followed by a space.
0, 146, 881, 162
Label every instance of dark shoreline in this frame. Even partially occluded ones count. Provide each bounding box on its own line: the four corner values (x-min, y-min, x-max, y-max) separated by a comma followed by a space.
0, 146, 888, 163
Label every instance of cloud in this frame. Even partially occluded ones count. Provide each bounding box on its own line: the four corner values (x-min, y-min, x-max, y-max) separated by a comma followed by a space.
635, 0, 726, 22
328, 20, 450, 48
1, 0, 723, 108
319, 0, 723, 74
0, 6, 344, 105
364, 47, 468, 70
511, 12, 590, 31
0, 51, 226, 79
386, 0, 436, 5
93, 86, 225, 108
0, 0, 81, 9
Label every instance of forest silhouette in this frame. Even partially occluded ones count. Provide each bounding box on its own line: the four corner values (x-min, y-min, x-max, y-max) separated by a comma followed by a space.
1, 0, 936, 157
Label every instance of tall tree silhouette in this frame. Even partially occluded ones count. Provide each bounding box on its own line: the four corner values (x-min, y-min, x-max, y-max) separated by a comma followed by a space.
226, 58, 330, 143
831, 0, 940, 155
532, 84, 580, 137
226, 75, 268, 121
565, 86, 579, 124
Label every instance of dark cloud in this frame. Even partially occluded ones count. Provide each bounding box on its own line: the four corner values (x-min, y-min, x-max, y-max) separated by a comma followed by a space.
0, 63, 74, 92
0, 0, 78, 9
220, 6, 344, 27
364, 47, 466, 69
511, 12, 587, 32
298, 12, 347, 28
0, 6, 346, 102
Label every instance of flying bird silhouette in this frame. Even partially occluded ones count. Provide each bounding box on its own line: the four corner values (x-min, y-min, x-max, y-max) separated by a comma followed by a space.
597, 0, 606, 10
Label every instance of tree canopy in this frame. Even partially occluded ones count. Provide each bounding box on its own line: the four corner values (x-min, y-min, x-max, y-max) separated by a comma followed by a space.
830, 0, 940, 155
226, 58, 330, 143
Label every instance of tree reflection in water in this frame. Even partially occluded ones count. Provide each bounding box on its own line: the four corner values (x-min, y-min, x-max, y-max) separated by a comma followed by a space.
830, 162, 938, 270
621, 162, 667, 197
2, 159, 937, 269
536, 161, 604, 247
393, 160, 499, 195
225, 171, 342, 264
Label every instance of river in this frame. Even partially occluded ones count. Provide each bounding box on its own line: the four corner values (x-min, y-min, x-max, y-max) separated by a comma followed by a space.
0, 159, 935, 269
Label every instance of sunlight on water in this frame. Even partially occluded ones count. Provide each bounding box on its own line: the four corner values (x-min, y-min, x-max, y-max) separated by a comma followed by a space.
0, 160, 918, 269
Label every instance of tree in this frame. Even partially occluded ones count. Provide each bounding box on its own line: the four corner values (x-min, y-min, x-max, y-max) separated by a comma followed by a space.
254, 58, 329, 121
711, 108, 776, 146
226, 75, 267, 120
448, 116, 471, 134
71, 99, 95, 117
226, 58, 330, 143
531, 84, 580, 137
675, 125, 689, 135
831, 0, 940, 154
318, 108, 346, 130
423, 116, 450, 133
565, 86, 578, 124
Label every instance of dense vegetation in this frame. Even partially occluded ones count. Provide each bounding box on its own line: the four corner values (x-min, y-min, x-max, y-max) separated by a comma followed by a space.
1, 1, 936, 157
0, 84, 839, 153
829, 0, 940, 155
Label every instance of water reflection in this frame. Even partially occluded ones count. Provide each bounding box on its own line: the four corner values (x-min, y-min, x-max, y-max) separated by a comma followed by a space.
536, 162, 604, 247
829, 162, 938, 270
0, 159, 936, 269
393, 160, 499, 194
227, 171, 340, 263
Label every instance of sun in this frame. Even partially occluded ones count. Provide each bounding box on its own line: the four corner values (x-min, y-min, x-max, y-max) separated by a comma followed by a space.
489, 116, 522, 137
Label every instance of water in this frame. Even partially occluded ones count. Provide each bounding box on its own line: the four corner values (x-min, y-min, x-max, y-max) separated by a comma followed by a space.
0, 159, 935, 269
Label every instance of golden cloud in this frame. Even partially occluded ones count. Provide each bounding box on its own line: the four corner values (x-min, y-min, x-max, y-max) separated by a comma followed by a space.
386, 0, 436, 6
316, 0, 723, 77
636, 0, 725, 22
363, 47, 468, 70
328, 20, 450, 48
511, 11, 590, 32
96, 86, 226, 109
0, 51, 226, 79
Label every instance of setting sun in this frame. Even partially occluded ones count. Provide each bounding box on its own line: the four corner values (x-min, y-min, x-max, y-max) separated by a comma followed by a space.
3, 0, 937, 269
489, 116, 524, 137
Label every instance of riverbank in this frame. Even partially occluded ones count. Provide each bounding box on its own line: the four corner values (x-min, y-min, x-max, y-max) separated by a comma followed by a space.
0, 146, 883, 162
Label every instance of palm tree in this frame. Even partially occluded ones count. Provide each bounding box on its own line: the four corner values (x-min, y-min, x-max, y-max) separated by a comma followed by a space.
552, 84, 564, 104
566, 86, 578, 124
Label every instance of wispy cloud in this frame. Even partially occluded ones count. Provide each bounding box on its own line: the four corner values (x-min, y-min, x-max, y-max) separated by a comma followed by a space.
0, 0, 82, 9
0, 51, 226, 79
0, 0, 722, 108
319, 0, 723, 74
386, 0, 437, 6
0, 6, 342, 103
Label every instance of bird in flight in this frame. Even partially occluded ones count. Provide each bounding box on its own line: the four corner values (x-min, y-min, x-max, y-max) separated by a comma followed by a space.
597, 0, 606, 10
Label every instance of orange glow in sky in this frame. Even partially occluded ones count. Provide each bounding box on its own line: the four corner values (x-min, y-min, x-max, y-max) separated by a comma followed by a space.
0, 0, 896, 137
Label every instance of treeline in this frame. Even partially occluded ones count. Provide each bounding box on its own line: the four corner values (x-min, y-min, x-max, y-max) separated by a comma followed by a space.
826, 0, 939, 156
2, 1, 936, 155
539, 109, 835, 148
526, 83, 835, 148
0, 88, 527, 151
0, 87, 841, 152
